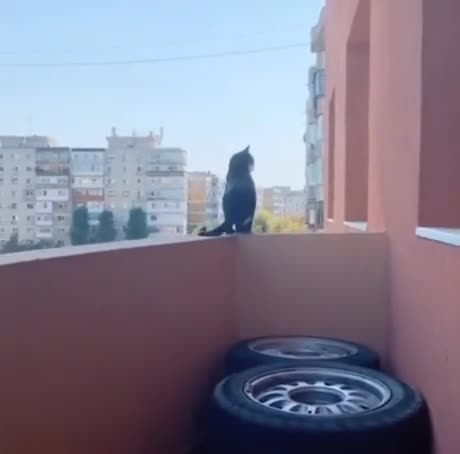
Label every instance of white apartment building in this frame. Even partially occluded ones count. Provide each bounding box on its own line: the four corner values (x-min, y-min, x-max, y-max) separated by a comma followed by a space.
187, 171, 221, 233
71, 148, 105, 226
263, 186, 292, 217
35, 147, 72, 245
144, 147, 187, 234
0, 135, 54, 245
285, 190, 307, 218
305, 7, 326, 230
106, 128, 187, 235
262, 186, 306, 218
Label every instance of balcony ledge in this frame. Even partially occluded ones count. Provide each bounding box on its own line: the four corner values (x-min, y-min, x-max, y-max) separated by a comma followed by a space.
344, 221, 368, 232
416, 227, 460, 247
0, 234, 222, 267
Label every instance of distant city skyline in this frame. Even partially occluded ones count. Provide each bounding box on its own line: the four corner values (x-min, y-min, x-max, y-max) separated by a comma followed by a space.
0, 0, 324, 189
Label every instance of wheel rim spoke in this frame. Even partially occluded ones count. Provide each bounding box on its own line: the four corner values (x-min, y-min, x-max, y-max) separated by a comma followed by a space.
244, 367, 391, 417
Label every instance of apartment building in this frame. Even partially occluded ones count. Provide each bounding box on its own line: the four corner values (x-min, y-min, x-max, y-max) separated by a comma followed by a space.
187, 171, 220, 233
262, 186, 292, 217
0, 135, 54, 245
106, 128, 187, 235
285, 189, 307, 218
71, 148, 105, 226
35, 147, 72, 245
260, 186, 306, 218
305, 7, 326, 230
144, 147, 187, 235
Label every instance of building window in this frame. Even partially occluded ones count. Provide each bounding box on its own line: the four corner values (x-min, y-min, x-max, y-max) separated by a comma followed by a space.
27, 203, 34, 209
150, 215, 157, 221
313, 69, 325, 98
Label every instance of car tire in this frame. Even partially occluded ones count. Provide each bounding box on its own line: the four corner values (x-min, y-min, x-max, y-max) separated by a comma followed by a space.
226, 336, 380, 373
209, 363, 431, 454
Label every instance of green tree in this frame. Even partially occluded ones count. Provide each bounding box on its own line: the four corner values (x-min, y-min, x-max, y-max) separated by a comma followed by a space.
95, 210, 117, 243
71, 206, 90, 245
124, 207, 148, 240
253, 210, 305, 234
2, 233, 20, 253
271, 216, 305, 234
253, 210, 273, 233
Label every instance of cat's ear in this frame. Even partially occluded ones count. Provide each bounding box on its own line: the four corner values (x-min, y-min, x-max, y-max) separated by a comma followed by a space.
243, 145, 250, 153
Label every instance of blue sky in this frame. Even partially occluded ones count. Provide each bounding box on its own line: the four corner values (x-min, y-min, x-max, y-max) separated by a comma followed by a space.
0, 0, 324, 188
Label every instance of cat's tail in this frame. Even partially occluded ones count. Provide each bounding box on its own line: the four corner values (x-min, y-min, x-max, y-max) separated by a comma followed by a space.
198, 222, 233, 237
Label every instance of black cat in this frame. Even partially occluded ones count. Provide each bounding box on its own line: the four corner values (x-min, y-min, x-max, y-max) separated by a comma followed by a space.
199, 146, 256, 236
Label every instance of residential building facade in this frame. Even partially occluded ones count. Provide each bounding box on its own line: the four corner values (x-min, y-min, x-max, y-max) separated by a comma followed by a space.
0, 135, 54, 245
285, 189, 307, 218
305, 7, 326, 230
35, 147, 72, 245
106, 128, 187, 236
187, 171, 220, 233
71, 148, 105, 226
144, 147, 187, 235
261, 186, 305, 218
262, 186, 291, 217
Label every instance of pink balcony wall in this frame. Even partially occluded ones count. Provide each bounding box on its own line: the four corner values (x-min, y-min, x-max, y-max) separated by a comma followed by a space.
0, 233, 387, 454
325, 1, 460, 453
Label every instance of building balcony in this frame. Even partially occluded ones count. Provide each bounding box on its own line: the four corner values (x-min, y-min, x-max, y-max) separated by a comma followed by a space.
0, 232, 388, 454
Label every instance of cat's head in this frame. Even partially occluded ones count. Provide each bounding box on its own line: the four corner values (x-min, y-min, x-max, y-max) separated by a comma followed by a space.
227, 146, 254, 179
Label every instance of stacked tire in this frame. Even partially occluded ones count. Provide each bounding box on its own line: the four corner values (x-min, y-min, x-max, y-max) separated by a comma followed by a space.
208, 336, 431, 454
